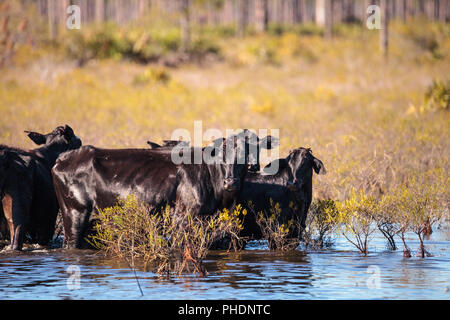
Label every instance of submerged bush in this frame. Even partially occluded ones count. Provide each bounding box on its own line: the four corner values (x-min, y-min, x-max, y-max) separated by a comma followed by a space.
90, 194, 244, 276
389, 173, 446, 258
334, 169, 447, 257
302, 199, 338, 249
254, 200, 301, 251
374, 194, 402, 251
335, 190, 377, 255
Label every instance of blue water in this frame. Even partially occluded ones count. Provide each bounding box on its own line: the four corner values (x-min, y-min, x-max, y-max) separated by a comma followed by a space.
0, 227, 449, 300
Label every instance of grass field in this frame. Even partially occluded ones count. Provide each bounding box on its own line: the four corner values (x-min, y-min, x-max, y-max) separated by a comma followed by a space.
1, 20, 448, 205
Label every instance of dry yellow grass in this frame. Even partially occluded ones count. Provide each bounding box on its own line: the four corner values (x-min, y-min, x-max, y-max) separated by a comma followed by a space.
0, 21, 449, 203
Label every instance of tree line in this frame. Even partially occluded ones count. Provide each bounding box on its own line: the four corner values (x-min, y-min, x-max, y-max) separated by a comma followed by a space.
35, 0, 448, 38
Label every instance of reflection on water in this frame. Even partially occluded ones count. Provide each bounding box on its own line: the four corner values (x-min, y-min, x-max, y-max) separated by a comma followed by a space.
0, 229, 449, 299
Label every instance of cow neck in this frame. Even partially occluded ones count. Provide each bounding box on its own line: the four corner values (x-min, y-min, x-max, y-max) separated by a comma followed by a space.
279, 161, 294, 184
262, 159, 293, 185
33, 141, 68, 168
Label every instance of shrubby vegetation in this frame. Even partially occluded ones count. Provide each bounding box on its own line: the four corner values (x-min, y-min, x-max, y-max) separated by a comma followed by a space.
1, 15, 448, 263
424, 79, 450, 111
63, 22, 220, 66
254, 200, 301, 251
335, 190, 378, 255
302, 199, 338, 249
90, 194, 245, 276
317, 169, 448, 257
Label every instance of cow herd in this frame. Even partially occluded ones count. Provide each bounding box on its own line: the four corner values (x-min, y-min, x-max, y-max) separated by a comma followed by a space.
0, 125, 325, 251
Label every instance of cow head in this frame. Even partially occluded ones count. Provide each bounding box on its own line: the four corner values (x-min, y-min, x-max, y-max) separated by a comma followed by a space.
207, 130, 277, 194
205, 137, 242, 193
284, 147, 326, 192
25, 125, 82, 151
242, 130, 278, 172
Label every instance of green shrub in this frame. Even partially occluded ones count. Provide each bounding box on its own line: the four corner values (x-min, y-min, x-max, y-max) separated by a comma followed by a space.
302, 199, 338, 249
90, 194, 244, 276
425, 80, 450, 111
133, 66, 171, 85
189, 37, 221, 57
267, 23, 286, 36
63, 22, 222, 65
398, 20, 446, 59
294, 23, 324, 37
254, 199, 301, 251
335, 190, 377, 255
389, 174, 445, 258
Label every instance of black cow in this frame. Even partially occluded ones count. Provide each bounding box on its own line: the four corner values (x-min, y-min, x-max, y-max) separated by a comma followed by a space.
0, 135, 49, 241
239, 147, 326, 246
52, 132, 275, 249
0, 125, 82, 250
146, 130, 277, 173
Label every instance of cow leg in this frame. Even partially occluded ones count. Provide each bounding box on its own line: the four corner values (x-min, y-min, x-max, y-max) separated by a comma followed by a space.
0, 207, 8, 240
2, 193, 30, 251
63, 208, 92, 249
35, 195, 59, 247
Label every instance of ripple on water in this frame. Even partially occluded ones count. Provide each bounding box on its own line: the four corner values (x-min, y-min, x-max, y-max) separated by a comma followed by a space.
0, 230, 449, 299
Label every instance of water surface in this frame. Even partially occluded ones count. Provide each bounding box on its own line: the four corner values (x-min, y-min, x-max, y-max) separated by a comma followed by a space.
0, 228, 448, 300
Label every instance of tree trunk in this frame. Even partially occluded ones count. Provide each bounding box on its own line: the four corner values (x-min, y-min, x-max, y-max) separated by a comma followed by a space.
316, 0, 332, 38
325, 0, 333, 38
47, 0, 57, 39
95, 0, 106, 23
400, 232, 411, 257
180, 0, 190, 52
237, 0, 249, 37
256, 0, 269, 32
417, 233, 425, 258
380, 0, 389, 58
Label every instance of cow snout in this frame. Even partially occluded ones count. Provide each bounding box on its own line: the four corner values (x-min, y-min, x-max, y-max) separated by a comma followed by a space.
224, 178, 240, 192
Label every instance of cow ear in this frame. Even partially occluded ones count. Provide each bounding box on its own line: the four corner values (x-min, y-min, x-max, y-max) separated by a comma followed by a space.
0, 150, 8, 162
63, 125, 75, 140
259, 135, 279, 150
313, 157, 326, 175
147, 141, 161, 149
25, 131, 46, 145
